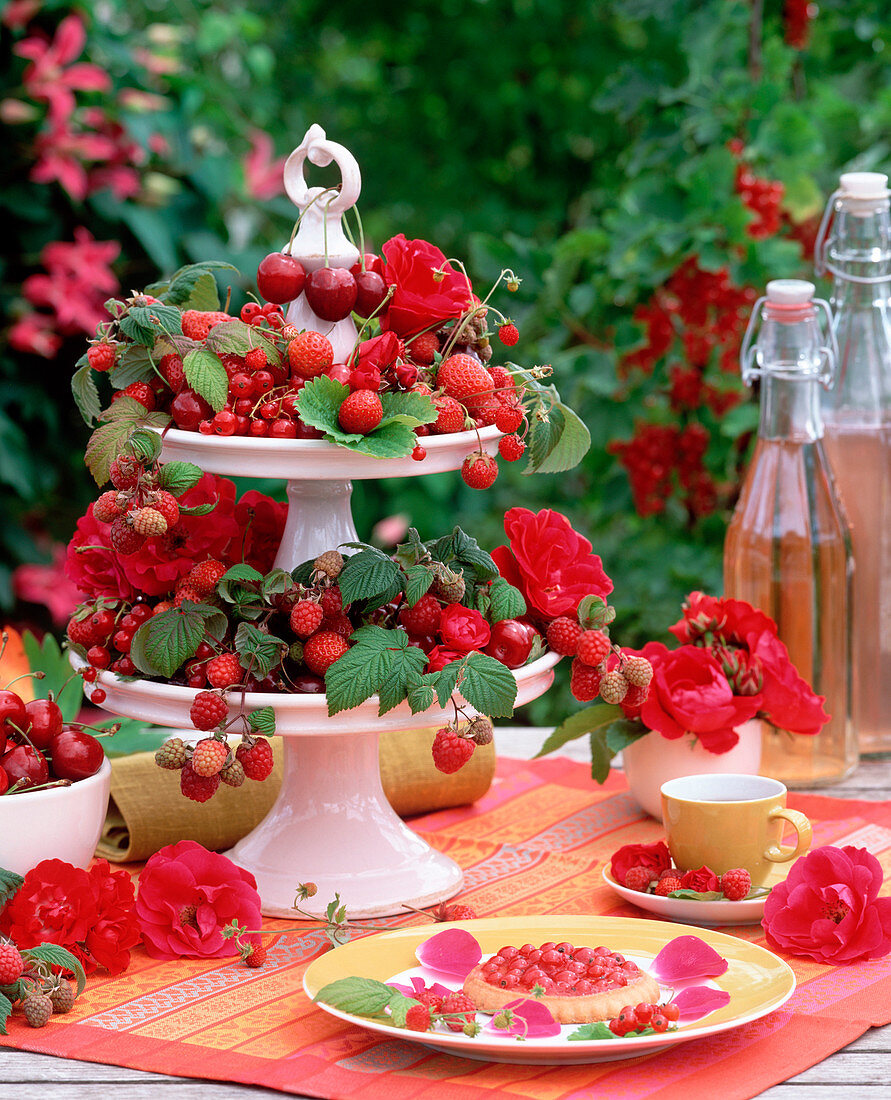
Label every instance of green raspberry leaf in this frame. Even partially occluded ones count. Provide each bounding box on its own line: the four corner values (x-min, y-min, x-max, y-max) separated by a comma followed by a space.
578, 595, 616, 630
84, 398, 170, 485
453, 650, 518, 717
667, 889, 724, 901
0, 991, 12, 1035
206, 318, 282, 366
130, 603, 227, 678
314, 976, 397, 1017
404, 564, 434, 607
487, 577, 527, 622
24, 944, 87, 997
0, 867, 23, 910
158, 461, 204, 496
183, 347, 228, 412
567, 1020, 615, 1041
108, 344, 156, 389
150, 261, 239, 309
535, 703, 620, 759
337, 549, 403, 607
324, 626, 426, 716
405, 671, 440, 714
71, 360, 102, 426
247, 706, 276, 735
120, 304, 183, 347
234, 623, 288, 679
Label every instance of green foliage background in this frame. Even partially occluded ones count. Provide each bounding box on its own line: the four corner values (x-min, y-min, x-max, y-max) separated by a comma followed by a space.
3, 0, 891, 717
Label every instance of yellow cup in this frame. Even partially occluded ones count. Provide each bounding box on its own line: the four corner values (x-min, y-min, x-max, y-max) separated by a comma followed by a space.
660, 773, 812, 886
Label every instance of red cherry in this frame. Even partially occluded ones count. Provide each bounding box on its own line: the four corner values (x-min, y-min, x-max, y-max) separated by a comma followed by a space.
23, 698, 64, 750
256, 252, 306, 304
50, 729, 104, 781
326, 362, 352, 385
0, 690, 26, 744
349, 252, 384, 277
170, 389, 213, 431
304, 267, 358, 322
484, 619, 536, 668
1, 744, 48, 788
0, 767, 8, 795
290, 672, 326, 693
353, 270, 387, 318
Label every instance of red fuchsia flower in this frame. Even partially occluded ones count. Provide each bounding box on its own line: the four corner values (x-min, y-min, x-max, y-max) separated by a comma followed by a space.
609, 840, 672, 886
638, 641, 761, 754
31, 119, 119, 202
491, 507, 613, 623
679, 866, 721, 892
379, 234, 474, 338
23, 228, 120, 336
438, 604, 491, 653
0, 859, 139, 975
243, 128, 286, 200
234, 489, 288, 575
762, 845, 891, 964
15, 13, 111, 125
8, 312, 63, 358
135, 840, 262, 960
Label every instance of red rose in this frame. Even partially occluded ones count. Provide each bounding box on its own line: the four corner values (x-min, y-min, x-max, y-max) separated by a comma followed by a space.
65, 504, 139, 603
349, 331, 404, 372
80, 860, 140, 975
379, 234, 473, 338
679, 866, 721, 892
438, 604, 491, 653
610, 841, 672, 886
135, 840, 262, 959
426, 645, 466, 673
669, 592, 777, 646
763, 845, 891, 964
639, 642, 761, 754
491, 508, 613, 623
746, 631, 829, 736
1, 859, 97, 952
235, 489, 288, 576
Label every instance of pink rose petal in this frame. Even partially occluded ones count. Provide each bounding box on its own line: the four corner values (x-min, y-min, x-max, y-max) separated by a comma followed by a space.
650, 936, 729, 983
415, 928, 482, 978
483, 997, 561, 1038
389, 976, 455, 999
672, 985, 732, 1023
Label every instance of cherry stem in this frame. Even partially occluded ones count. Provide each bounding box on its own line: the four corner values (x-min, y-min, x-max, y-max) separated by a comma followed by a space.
5, 778, 72, 796
0, 633, 7, 664
4, 671, 45, 690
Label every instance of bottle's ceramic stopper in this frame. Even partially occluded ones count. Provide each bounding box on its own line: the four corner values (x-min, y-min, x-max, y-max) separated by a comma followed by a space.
765, 279, 814, 306
839, 171, 890, 200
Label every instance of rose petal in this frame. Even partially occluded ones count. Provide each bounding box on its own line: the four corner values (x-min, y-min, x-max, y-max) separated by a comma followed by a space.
483, 997, 561, 1038
415, 928, 482, 978
672, 984, 732, 1022
389, 976, 455, 999
650, 936, 729, 983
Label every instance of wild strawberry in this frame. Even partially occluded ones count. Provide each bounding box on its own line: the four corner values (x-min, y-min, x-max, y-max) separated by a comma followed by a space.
435, 903, 478, 921
461, 451, 498, 489
623, 655, 654, 687
109, 455, 142, 490
720, 867, 752, 901
314, 550, 344, 579
180, 761, 220, 802
439, 991, 477, 1032
570, 658, 603, 702
152, 490, 180, 529
48, 980, 76, 1014
494, 403, 524, 433
93, 490, 123, 523
407, 331, 439, 365
109, 516, 145, 555
155, 737, 189, 769
431, 395, 466, 434
498, 434, 526, 462
322, 614, 353, 638
206, 653, 243, 688
158, 352, 185, 392
288, 332, 334, 378
399, 594, 442, 635
191, 738, 229, 777
290, 600, 324, 638
181, 309, 231, 341
236, 737, 274, 780
431, 726, 475, 774
405, 1003, 431, 1031
187, 559, 227, 597
623, 866, 653, 893
189, 691, 228, 732
303, 631, 349, 675
599, 669, 630, 705
245, 347, 267, 371
116, 381, 156, 412
174, 585, 204, 607
338, 390, 383, 434
411, 444, 427, 461
22, 993, 53, 1028
87, 342, 117, 372
0, 941, 24, 984
498, 321, 519, 346
655, 875, 683, 897
489, 365, 515, 397
241, 934, 267, 968
577, 630, 611, 666
130, 507, 168, 537
546, 617, 583, 656
437, 353, 494, 412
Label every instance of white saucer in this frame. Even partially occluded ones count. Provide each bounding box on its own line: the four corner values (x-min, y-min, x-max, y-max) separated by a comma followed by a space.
602, 866, 775, 927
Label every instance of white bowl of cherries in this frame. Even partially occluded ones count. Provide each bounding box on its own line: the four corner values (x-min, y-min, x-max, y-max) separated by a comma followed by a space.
0, 689, 111, 877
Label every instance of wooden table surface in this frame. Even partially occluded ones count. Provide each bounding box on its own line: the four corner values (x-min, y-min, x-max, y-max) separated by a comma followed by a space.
1, 730, 889, 1099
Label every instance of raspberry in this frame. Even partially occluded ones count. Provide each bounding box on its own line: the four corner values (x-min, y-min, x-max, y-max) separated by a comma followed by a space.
155, 737, 190, 769
288, 331, 334, 378
577, 630, 611, 666
159, 352, 185, 392
498, 321, 519, 346
546, 617, 583, 657
431, 394, 466, 434
314, 551, 344, 579
152, 490, 180, 529
242, 935, 267, 967
655, 875, 683, 897
191, 738, 229, 777
109, 516, 145, 555
0, 941, 24, 984
570, 658, 603, 702
109, 455, 142, 490
623, 655, 654, 687
431, 726, 475, 774
494, 403, 524, 433
720, 867, 752, 901
236, 737, 274, 781
319, 587, 344, 618
431, 565, 465, 604
181, 309, 231, 341
87, 342, 116, 372
117, 381, 156, 411
399, 593, 442, 635
623, 866, 653, 893
180, 762, 220, 802
437, 353, 494, 412
439, 991, 476, 1032
620, 683, 648, 717
187, 559, 227, 597
93, 490, 123, 523
405, 1004, 431, 1031
206, 653, 243, 688
130, 507, 168, 537
338, 389, 383, 434
407, 331, 439, 365
466, 716, 494, 746
599, 670, 630, 705
189, 691, 228, 732
303, 631, 349, 674
220, 758, 246, 787
461, 451, 498, 489
22, 994, 53, 1029
48, 981, 76, 1014
290, 600, 324, 638
497, 434, 526, 462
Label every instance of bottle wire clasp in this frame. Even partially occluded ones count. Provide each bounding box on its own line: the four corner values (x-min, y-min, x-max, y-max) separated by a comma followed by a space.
740, 296, 837, 390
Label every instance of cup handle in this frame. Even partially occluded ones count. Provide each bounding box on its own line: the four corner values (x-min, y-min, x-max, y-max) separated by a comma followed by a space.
764, 808, 813, 863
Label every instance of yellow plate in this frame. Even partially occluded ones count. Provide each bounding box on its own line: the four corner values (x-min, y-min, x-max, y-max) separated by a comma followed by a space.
304, 914, 795, 1065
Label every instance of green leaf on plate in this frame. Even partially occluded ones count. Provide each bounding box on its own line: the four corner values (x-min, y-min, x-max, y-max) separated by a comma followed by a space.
314, 976, 396, 1017
567, 1020, 615, 1041
183, 347, 228, 412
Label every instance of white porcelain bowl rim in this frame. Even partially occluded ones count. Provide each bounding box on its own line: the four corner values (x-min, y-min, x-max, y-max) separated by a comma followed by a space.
0, 755, 111, 804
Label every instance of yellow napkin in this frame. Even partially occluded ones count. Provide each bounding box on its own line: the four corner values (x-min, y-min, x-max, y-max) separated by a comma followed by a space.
97, 727, 495, 863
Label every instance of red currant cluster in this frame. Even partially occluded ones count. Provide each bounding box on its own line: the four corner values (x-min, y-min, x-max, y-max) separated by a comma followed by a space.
732, 148, 785, 240
480, 941, 645, 998
66, 599, 156, 693
607, 1000, 680, 1037
609, 422, 717, 519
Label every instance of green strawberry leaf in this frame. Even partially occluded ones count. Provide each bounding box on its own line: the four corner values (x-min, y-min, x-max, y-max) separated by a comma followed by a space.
183, 347, 228, 412
379, 390, 437, 427
567, 1020, 615, 1041
119, 304, 184, 347
150, 261, 239, 308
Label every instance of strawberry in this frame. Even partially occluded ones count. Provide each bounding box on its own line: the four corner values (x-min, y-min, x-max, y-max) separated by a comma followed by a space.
494, 402, 524, 433
187, 559, 227, 597
498, 434, 526, 462
498, 321, 519, 346
338, 390, 383, 434
460, 451, 498, 489
407, 331, 439, 365
303, 631, 349, 675
241, 934, 268, 968
181, 310, 231, 341
288, 332, 334, 378
437, 353, 494, 412
431, 395, 466, 434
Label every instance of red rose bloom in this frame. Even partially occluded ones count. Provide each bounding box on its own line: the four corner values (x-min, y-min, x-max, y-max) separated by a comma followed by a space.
135, 840, 262, 959
669, 592, 777, 647
639, 641, 761, 754
426, 645, 466, 673
349, 331, 404, 372
379, 234, 473, 338
235, 489, 288, 576
679, 866, 721, 892
763, 845, 891, 964
1, 860, 97, 951
80, 860, 140, 975
746, 630, 829, 736
610, 841, 672, 886
65, 504, 139, 603
438, 604, 491, 653
492, 508, 613, 623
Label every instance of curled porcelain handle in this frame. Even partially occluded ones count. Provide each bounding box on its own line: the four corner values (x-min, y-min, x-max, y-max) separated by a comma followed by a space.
764, 807, 812, 863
